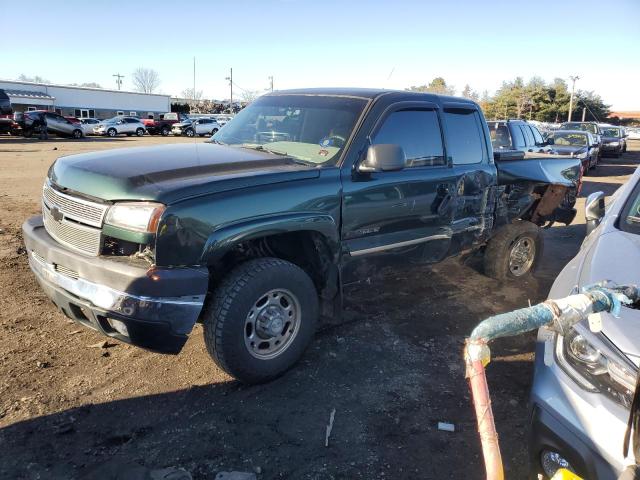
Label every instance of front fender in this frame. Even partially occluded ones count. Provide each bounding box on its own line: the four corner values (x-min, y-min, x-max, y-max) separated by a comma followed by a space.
200, 212, 340, 264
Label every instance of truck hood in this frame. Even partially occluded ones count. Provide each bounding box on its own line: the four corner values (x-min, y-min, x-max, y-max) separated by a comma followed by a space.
49, 143, 319, 204
579, 229, 640, 363
547, 145, 588, 156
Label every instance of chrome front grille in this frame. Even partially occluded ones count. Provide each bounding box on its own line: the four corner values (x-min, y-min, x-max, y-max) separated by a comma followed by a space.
54, 264, 79, 280
43, 203, 102, 256
42, 182, 108, 228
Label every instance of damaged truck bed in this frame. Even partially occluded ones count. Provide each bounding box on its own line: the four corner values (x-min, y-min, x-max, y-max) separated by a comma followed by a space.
22, 88, 581, 383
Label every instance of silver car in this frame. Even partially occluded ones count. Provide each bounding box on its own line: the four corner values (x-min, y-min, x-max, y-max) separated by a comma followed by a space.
94, 117, 146, 137
530, 167, 640, 479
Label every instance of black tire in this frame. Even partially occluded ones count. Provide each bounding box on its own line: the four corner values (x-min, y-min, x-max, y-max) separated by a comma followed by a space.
72, 129, 82, 139
136, 128, 144, 137
161, 127, 170, 136
484, 221, 542, 281
185, 128, 195, 137
212, 128, 219, 134
107, 128, 117, 137
23, 129, 33, 138
202, 257, 319, 384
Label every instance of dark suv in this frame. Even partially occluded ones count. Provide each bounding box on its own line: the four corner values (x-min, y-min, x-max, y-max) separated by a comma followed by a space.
16, 111, 84, 139
488, 119, 549, 153
560, 122, 602, 164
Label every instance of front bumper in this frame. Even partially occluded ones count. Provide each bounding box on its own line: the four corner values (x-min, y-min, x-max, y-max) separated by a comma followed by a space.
529, 332, 629, 479
22, 216, 209, 353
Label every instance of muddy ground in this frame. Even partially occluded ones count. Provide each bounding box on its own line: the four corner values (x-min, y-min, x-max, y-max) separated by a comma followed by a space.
0, 135, 638, 479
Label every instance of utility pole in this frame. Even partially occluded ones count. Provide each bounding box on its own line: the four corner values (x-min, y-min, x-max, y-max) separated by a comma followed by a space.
193, 57, 196, 104
568, 75, 580, 122
268, 75, 274, 92
112, 73, 124, 90
225, 68, 233, 112
582, 107, 587, 122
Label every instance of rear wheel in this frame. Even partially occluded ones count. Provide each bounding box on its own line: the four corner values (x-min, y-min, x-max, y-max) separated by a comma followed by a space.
23, 129, 33, 138
72, 129, 82, 139
107, 128, 117, 137
484, 221, 542, 281
202, 257, 318, 384
211, 128, 219, 135
161, 127, 170, 136
136, 128, 144, 137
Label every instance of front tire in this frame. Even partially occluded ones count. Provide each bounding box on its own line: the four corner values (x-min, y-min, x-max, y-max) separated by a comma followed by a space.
107, 128, 117, 137
161, 127, 170, 136
484, 221, 542, 281
185, 128, 195, 137
72, 129, 83, 139
136, 128, 144, 137
202, 257, 318, 384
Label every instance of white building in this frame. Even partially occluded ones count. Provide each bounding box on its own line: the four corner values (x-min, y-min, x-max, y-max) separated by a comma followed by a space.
0, 79, 171, 119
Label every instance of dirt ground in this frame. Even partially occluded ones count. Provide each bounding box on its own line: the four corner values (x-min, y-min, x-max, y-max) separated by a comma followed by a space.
0, 135, 638, 479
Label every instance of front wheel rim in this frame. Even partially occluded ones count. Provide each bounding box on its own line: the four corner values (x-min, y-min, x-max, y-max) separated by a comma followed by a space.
508, 236, 536, 276
244, 289, 301, 360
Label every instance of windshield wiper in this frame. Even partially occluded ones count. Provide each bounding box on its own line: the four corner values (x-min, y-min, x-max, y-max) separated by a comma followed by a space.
241, 144, 289, 157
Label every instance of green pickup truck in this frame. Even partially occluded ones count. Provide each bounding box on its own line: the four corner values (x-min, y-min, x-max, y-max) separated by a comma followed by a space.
22, 88, 580, 383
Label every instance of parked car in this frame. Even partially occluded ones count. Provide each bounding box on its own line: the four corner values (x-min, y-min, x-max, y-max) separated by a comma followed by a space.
172, 118, 220, 137
627, 128, 640, 141
213, 114, 233, 126
64, 116, 81, 124
16, 111, 84, 139
79, 118, 102, 135
0, 88, 12, 115
22, 88, 580, 384
0, 116, 20, 135
546, 130, 599, 172
529, 167, 640, 480
560, 121, 603, 162
94, 116, 146, 137
598, 125, 628, 157
488, 119, 549, 153
143, 112, 189, 136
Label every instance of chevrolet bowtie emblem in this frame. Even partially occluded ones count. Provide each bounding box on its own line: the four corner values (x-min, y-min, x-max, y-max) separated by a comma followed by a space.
50, 206, 64, 222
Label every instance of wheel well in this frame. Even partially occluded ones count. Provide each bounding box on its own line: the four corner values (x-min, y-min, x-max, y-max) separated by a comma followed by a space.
210, 230, 336, 292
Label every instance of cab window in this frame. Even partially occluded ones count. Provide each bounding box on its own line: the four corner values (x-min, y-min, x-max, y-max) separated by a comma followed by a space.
373, 109, 445, 167
443, 108, 487, 164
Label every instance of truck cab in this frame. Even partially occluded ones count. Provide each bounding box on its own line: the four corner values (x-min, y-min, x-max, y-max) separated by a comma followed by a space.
23, 88, 580, 383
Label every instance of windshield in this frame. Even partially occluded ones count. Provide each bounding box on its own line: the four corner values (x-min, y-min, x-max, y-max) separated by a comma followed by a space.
212, 94, 368, 165
488, 123, 512, 149
562, 122, 597, 134
623, 183, 640, 234
601, 127, 622, 137
553, 132, 588, 146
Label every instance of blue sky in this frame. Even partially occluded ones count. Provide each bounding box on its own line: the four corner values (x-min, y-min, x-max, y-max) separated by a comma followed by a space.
2, 0, 639, 109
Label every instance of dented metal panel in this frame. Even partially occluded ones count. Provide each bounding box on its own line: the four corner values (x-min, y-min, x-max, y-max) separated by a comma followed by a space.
496, 157, 581, 187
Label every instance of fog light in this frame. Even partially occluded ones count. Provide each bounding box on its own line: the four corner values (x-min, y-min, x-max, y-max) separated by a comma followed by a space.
107, 318, 129, 337
541, 450, 574, 478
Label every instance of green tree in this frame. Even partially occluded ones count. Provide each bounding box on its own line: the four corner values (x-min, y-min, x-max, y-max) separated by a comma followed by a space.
407, 77, 455, 96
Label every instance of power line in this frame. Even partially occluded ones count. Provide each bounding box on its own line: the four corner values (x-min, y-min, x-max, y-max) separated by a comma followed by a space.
112, 73, 124, 90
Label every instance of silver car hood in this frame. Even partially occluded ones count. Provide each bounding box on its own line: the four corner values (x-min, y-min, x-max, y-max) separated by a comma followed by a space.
579, 229, 640, 363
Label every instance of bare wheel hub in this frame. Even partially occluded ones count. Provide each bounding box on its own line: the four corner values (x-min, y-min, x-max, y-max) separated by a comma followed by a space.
245, 289, 301, 359
508, 236, 536, 276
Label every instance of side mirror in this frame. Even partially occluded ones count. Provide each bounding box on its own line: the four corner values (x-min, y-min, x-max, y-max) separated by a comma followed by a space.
358, 144, 406, 173
585, 191, 605, 235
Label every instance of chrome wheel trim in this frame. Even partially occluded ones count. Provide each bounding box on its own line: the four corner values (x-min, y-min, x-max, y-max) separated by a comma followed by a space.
508, 236, 536, 277
244, 288, 301, 360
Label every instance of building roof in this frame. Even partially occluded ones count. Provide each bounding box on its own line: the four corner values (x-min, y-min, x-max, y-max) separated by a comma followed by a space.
0, 79, 170, 98
5, 89, 55, 100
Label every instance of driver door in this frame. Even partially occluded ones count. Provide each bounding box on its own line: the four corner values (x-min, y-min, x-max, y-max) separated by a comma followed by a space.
340, 102, 456, 284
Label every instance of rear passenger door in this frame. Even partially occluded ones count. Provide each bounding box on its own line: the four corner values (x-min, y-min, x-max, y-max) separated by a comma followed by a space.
441, 104, 497, 253
341, 102, 457, 283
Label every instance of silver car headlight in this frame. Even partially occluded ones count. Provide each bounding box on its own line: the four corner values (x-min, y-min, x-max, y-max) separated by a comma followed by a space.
105, 202, 165, 233
556, 329, 636, 407
609, 141, 620, 147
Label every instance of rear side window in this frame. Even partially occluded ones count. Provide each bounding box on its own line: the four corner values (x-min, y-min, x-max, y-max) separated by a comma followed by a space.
443, 109, 487, 164
520, 125, 535, 146
531, 126, 544, 145
511, 124, 525, 148
373, 109, 445, 167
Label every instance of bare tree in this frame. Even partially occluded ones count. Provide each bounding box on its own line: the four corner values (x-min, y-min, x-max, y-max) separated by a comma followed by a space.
132, 67, 160, 93
181, 88, 203, 102
18, 74, 51, 84
240, 90, 261, 104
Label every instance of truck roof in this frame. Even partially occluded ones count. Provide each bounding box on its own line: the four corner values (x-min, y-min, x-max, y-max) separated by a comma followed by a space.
266, 88, 477, 105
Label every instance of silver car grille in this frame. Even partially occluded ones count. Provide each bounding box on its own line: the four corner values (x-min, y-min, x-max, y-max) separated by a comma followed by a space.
42, 182, 108, 228
42, 182, 106, 256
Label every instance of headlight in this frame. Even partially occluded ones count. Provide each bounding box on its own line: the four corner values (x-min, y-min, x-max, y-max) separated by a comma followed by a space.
105, 202, 165, 233
609, 141, 620, 146
556, 329, 636, 407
